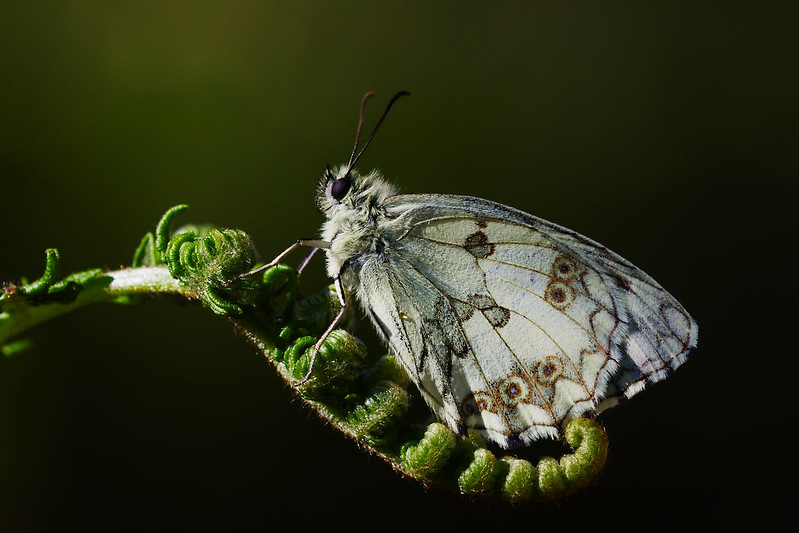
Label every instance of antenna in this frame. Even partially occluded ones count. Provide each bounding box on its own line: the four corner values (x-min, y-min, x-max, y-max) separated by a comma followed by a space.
347, 91, 410, 171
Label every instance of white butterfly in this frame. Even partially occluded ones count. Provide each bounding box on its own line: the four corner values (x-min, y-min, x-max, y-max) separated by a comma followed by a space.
258, 92, 698, 449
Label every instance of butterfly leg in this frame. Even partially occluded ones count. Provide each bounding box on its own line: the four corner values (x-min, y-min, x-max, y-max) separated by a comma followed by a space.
296, 246, 321, 275
293, 275, 348, 386
223, 238, 330, 286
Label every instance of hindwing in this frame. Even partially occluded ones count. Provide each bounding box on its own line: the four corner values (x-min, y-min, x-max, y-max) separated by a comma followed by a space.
352, 193, 697, 448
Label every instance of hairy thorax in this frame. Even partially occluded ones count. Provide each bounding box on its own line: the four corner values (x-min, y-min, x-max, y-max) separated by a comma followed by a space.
320, 170, 399, 282
322, 214, 381, 279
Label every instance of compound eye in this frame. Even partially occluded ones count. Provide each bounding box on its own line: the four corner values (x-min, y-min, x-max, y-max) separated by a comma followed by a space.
330, 177, 351, 201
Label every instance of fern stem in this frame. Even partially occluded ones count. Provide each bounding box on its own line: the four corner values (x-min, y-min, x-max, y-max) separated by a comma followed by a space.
0, 266, 191, 347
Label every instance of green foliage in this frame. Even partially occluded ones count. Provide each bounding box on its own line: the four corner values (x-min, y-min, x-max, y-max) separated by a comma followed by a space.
401, 423, 457, 480
1, 204, 610, 502
19, 248, 62, 296
149, 205, 259, 315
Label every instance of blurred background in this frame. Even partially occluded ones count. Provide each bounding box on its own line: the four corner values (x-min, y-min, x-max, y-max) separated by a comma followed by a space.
1, 2, 796, 530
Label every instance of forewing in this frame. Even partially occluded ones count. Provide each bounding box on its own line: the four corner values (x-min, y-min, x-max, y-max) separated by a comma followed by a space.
365, 193, 698, 448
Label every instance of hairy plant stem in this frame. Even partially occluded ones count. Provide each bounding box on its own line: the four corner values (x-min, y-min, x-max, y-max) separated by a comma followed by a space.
0, 266, 192, 347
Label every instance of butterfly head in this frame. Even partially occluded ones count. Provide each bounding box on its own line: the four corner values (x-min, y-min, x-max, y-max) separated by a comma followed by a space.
315, 164, 356, 214
315, 163, 397, 217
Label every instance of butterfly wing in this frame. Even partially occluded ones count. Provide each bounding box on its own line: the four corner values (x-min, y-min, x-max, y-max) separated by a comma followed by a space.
354, 193, 697, 449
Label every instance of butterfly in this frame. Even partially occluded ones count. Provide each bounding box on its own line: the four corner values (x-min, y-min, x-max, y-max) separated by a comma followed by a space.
254, 92, 698, 449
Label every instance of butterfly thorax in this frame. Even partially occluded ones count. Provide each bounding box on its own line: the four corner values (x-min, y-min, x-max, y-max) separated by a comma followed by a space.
317, 167, 399, 281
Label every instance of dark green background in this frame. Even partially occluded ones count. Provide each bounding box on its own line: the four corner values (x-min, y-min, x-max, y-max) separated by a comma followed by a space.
1, 2, 795, 530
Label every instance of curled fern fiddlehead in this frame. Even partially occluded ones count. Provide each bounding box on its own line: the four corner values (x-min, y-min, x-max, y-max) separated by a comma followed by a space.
154, 206, 258, 315
2, 205, 609, 501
